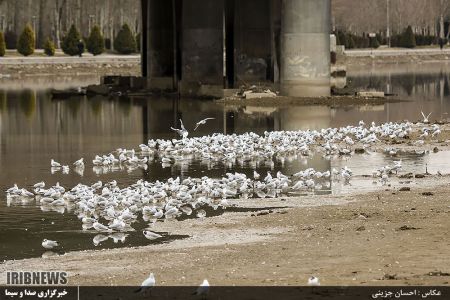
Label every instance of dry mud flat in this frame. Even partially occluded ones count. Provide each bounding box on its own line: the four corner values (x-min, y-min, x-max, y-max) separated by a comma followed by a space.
1, 175, 449, 287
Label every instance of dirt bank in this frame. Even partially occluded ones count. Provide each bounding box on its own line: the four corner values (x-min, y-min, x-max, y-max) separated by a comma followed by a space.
1, 173, 449, 287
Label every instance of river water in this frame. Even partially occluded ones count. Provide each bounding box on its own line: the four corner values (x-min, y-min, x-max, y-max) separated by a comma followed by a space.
1, 62, 450, 261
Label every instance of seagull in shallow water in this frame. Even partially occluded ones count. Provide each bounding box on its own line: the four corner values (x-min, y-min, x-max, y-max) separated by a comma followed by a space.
62, 166, 70, 174
308, 276, 320, 286
51, 159, 61, 168
93, 234, 109, 246
421, 111, 432, 124
194, 118, 215, 131
143, 230, 162, 240
42, 239, 59, 249
33, 182, 45, 189
73, 158, 84, 168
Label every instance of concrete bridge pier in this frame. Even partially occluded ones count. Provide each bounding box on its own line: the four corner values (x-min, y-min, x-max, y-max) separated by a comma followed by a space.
180, 0, 225, 97
234, 0, 272, 84
280, 0, 331, 97
144, 0, 176, 90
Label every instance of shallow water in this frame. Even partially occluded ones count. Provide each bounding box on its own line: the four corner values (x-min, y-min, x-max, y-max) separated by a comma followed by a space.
1, 62, 450, 261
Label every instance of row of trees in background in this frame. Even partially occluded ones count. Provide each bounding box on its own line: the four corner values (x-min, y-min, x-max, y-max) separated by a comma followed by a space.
0, 23, 139, 57
333, 0, 450, 39
336, 25, 447, 49
0, 0, 140, 50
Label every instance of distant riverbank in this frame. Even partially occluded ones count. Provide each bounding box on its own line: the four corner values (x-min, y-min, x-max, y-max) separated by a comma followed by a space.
3, 48, 450, 78
340, 47, 450, 66
0, 51, 141, 78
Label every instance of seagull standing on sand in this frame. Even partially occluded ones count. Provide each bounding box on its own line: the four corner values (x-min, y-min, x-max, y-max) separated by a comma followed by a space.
308, 276, 320, 286
194, 118, 215, 131
135, 273, 155, 294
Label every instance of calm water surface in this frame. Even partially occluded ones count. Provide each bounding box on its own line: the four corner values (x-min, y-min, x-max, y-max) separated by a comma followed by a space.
1, 63, 450, 261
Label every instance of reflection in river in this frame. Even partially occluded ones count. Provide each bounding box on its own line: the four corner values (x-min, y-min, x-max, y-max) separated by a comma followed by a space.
1, 62, 450, 261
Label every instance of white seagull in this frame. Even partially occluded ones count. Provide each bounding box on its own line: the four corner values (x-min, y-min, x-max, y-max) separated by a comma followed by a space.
33, 182, 45, 189
194, 118, 215, 131
73, 158, 84, 168
308, 276, 320, 286
421, 111, 432, 124
42, 239, 59, 249
51, 159, 61, 168
135, 273, 156, 294
193, 279, 209, 296
143, 230, 162, 240
171, 119, 189, 139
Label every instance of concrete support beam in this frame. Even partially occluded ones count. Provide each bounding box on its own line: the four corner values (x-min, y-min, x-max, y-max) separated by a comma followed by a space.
280, 0, 331, 97
181, 0, 224, 97
234, 0, 271, 83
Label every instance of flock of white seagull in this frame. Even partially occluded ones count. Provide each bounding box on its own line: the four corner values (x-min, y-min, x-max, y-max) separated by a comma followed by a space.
4, 114, 443, 287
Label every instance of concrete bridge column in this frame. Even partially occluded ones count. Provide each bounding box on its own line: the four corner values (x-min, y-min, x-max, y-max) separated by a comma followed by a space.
145, 0, 176, 90
280, 0, 331, 97
181, 0, 224, 97
234, 0, 271, 84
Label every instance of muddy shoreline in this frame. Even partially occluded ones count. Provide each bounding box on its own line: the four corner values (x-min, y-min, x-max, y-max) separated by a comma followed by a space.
217, 95, 410, 107
1, 172, 449, 286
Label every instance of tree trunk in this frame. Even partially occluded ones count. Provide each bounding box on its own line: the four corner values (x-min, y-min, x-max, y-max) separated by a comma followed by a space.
54, 1, 61, 48
14, 0, 20, 34
38, 0, 45, 47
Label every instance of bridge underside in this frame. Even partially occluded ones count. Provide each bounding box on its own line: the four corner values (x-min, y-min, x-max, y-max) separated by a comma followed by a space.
141, 0, 331, 97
